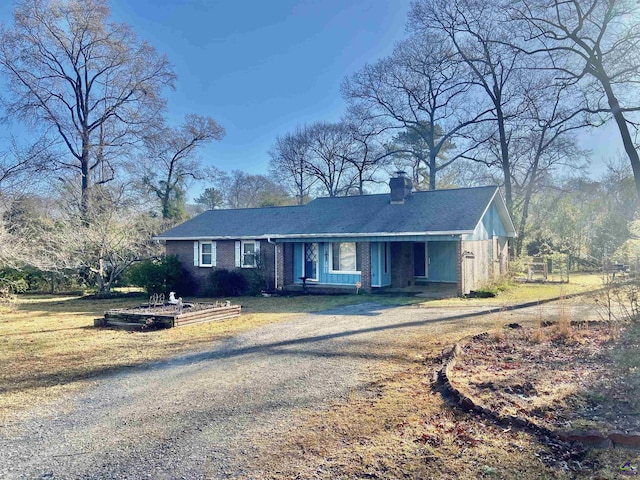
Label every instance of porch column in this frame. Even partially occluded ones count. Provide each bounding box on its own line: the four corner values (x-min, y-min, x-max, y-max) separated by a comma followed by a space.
456, 241, 463, 296
360, 241, 372, 292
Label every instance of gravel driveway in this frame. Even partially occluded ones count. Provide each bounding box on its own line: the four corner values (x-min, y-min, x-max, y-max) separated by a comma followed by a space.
0, 300, 597, 479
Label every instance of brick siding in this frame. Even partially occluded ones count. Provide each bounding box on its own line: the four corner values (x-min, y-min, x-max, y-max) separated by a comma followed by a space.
390, 242, 414, 288
165, 239, 276, 295
359, 242, 372, 292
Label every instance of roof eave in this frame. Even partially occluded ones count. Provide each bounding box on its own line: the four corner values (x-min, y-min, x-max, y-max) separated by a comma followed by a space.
154, 230, 473, 241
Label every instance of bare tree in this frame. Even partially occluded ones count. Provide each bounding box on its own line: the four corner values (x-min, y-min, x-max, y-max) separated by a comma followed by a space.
303, 121, 358, 198
0, 0, 175, 220
0, 136, 56, 195
343, 31, 492, 190
410, 0, 530, 209
340, 105, 397, 194
510, 77, 588, 254
213, 170, 291, 209
142, 114, 225, 220
511, 0, 640, 199
268, 126, 316, 204
24, 182, 163, 294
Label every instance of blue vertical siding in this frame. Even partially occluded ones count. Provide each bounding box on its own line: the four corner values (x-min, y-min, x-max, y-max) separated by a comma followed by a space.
371, 243, 380, 286
318, 242, 361, 284
294, 242, 361, 285
370, 242, 391, 287
473, 202, 507, 240
428, 241, 457, 283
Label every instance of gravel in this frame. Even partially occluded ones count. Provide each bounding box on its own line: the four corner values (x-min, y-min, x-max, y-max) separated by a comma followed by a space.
0, 300, 597, 479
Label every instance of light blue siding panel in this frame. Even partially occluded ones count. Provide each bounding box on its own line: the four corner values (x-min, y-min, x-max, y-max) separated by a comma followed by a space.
380, 242, 391, 286
371, 243, 380, 287
313, 242, 361, 285
473, 202, 508, 240
428, 241, 458, 283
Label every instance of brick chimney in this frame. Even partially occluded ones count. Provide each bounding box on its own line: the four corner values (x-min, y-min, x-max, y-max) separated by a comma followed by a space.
389, 171, 413, 204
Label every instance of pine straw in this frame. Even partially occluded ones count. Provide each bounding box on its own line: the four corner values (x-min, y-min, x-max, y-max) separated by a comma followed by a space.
246, 313, 640, 479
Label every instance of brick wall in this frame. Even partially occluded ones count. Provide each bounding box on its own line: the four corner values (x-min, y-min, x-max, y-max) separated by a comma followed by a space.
390, 242, 414, 288
165, 239, 276, 295
282, 243, 294, 287
276, 243, 285, 289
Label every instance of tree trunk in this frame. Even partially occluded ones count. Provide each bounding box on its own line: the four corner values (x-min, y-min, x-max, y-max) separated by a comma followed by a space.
600, 76, 640, 201
429, 152, 437, 191
496, 107, 513, 214
81, 152, 90, 224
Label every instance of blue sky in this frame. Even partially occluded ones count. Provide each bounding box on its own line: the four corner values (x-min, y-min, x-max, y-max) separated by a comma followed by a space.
0, 0, 623, 186
110, 0, 410, 175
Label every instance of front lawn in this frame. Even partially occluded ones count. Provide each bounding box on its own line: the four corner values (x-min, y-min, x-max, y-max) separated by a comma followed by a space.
0, 292, 419, 420
423, 273, 603, 307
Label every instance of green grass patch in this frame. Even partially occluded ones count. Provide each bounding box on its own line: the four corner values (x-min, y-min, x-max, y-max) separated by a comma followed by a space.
423, 273, 603, 307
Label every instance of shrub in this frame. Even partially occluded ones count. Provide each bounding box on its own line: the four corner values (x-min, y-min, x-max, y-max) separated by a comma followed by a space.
207, 268, 248, 297
0, 266, 82, 294
125, 255, 195, 296
508, 257, 527, 278
472, 275, 513, 297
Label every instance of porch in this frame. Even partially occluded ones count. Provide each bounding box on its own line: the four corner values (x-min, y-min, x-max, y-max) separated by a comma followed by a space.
280, 239, 462, 296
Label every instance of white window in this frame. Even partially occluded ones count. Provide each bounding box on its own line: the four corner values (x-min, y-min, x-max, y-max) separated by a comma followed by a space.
200, 241, 216, 267
241, 240, 257, 268
330, 242, 361, 273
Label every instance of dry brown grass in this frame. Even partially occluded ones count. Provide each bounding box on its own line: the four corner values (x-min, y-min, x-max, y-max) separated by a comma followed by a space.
247, 322, 575, 480
0, 292, 416, 420
552, 297, 574, 342
245, 302, 637, 480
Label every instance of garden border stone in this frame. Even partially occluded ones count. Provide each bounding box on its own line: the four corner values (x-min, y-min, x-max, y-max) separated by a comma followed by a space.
437, 331, 640, 450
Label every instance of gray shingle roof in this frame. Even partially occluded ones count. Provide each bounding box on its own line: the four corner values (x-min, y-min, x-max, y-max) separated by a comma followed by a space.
155, 186, 510, 240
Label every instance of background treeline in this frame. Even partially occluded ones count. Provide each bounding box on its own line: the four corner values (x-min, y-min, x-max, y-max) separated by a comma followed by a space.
1, 0, 639, 295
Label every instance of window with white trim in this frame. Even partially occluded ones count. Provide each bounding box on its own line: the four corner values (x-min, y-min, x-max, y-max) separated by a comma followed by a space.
330, 242, 361, 273
241, 240, 257, 268
200, 241, 215, 267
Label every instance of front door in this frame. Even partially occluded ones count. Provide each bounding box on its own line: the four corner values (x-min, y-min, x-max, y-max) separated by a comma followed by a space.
304, 243, 318, 281
414, 242, 428, 278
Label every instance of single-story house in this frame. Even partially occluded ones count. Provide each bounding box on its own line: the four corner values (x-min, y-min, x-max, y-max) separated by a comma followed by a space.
154, 173, 516, 296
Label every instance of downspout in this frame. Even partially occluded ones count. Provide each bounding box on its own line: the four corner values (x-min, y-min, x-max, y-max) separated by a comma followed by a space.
267, 237, 277, 290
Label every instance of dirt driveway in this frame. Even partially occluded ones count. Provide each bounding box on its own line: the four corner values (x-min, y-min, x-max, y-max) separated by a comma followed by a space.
0, 299, 597, 479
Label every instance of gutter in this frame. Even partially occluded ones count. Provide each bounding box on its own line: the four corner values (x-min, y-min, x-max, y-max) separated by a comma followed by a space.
152, 230, 474, 242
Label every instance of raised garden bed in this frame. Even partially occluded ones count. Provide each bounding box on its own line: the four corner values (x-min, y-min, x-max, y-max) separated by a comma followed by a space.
95, 301, 241, 330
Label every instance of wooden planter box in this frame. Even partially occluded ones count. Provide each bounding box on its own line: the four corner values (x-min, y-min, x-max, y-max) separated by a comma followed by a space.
95, 303, 241, 330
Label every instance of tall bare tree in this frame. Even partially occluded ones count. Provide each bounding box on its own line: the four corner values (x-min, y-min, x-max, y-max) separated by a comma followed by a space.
213, 170, 291, 209
410, 0, 529, 209
343, 32, 490, 190
511, 0, 640, 200
304, 121, 357, 198
268, 126, 316, 204
510, 77, 588, 254
0, 0, 175, 219
142, 114, 225, 220
341, 105, 396, 194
